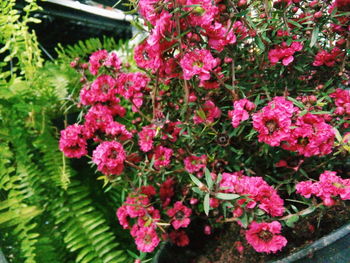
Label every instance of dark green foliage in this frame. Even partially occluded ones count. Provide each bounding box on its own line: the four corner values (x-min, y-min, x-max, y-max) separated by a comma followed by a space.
0, 1, 133, 262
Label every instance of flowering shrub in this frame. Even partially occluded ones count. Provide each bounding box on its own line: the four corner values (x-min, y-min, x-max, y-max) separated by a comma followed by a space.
60, 0, 350, 259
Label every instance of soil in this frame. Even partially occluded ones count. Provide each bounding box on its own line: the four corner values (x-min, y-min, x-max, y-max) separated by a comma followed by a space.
156, 202, 350, 263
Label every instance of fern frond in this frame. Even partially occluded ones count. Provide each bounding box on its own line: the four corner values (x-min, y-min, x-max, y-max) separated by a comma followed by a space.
52, 180, 129, 263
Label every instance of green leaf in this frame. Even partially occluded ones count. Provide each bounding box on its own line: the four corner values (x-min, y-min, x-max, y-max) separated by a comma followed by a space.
286, 215, 300, 228
204, 168, 213, 190
215, 193, 240, 200
204, 194, 210, 216
310, 27, 319, 47
189, 174, 203, 188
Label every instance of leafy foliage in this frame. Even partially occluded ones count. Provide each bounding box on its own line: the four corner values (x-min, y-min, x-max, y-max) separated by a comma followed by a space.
0, 1, 133, 262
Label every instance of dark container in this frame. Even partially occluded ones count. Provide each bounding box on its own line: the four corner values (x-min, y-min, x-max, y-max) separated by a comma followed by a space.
153, 222, 350, 263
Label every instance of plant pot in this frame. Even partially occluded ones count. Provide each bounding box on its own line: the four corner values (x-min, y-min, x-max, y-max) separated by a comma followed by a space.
153, 222, 350, 263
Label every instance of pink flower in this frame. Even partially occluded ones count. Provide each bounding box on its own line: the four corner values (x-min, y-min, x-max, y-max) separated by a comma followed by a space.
83, 105, 114, 139
229, 99, 256, 128
297, 171, 350, 206
282, 113, 335, 157
153, 146, 173, 169
185, 0, 219, 27
138, 125, 157, 152
313, 47, 343, 67
330, 88, 350, 116
89, 50, 108, 75
184, 155, 207, 173
134, 41, 162, 72
193, 100, 221, 124
234, 241, 244, 254
92, 141, 126, 175
104, 51, 122, 71
167, 201, 192, 230
134, 226, 160, 253
180, 49, 220, 81
160, 178, 175, 207
116, 206, 130, 229
252, 97, 296, 147
116, 72, 149, 112
59, 124, 87, 158
169, 230, 190, 247
205, 22, 236, 52
268, 42, 303, 66
105, 121, 132, 141
80, 75, 116, 105
204, 225, 211, 235
335, 0, 350, 10
220, 172, 285, 217
245, 221, 287, 254
124, 194, 150, 218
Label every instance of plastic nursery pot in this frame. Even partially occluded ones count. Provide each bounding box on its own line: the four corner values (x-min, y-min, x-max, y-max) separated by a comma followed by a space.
153, 222, 350, 263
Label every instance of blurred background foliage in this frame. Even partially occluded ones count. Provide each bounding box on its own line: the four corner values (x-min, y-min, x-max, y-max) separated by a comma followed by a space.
0, 0, 135, 262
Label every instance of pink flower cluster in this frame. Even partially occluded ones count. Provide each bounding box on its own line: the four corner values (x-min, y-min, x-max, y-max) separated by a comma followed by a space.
59, 124, 87, 158
253, 97, 335, 157
253, 97, 296, 147
92, 141, 126, 175
296, 171, 350, 206
117, 191, 161, 252
183, 154, 207, 176
245, 221, 287, 254
268, 42, 303, 66
89, 50, 121, 75
60, 51, 145, 176
330, 88, 350, 116
220, 171, 285, 217
135, 0, 238, 83
313, 47, 343, 67
193, 100, 221, 124
229, 99, 256, 128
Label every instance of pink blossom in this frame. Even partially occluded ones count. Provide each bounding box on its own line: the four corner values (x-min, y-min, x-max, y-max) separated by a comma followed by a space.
160, 178, 175, 207
204, 225, 211, 235
184, 155, 207, 173
153, 146, 173, 169
185, 0, 219, 27
313, 47, 343, 67
104, 51, 122, 71
116, 72, 149, 112
84, 104, 114, 138
167, 201, 192, 230
232, 21, 249, 40
245, 221, 287, 254
116, 206, 130, 229
180, 49, 220, 81
220, 172, 285, 217
335, 0, 350, 10
205, 22, 236, 52
268, 42, 303, 66
296, 171, 350, 206
80, 75, 116, 105
138, 125, 157, 152
105, 121, 132, 141
330, 88, 350, 116
92, 141, 126, 175
282, 113, 335, 157
89, 50, 108, 75
134, 41, 162, 72
59, 124, 87, 158
134, 226, 160, 253
234, 241, 244, 254
252, 97, 296, 147
229, 99, 256, 128
193, 100, 221, 124
169, 230, 190, 247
